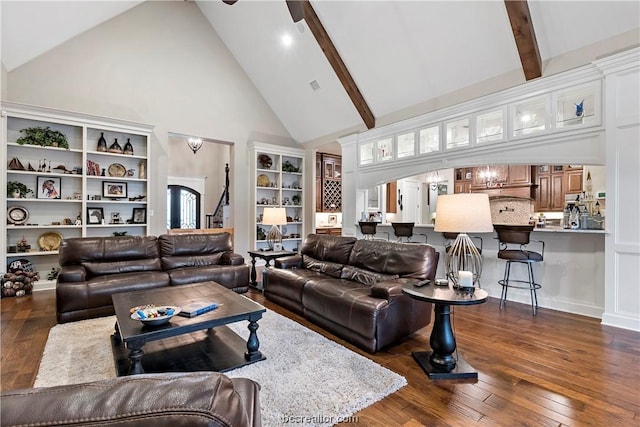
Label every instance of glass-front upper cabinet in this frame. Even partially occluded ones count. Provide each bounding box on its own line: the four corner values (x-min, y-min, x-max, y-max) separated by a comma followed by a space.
554, 82, 600, 129
359, 141, 374, 166
419, 125, 440, 154
396, 131, 415, 159
376, 137, 393, 162
511, 96, 547, 137
476, 108, 505, 144
445, 118, 470, 149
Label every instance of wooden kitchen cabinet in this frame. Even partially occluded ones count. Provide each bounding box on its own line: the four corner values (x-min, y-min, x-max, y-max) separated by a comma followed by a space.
534, 165, 580, 211
316, 227, 342, 235
564, 167, 584, 194
536, 173, 565, 211
317, 153, 342, 212
508, 165, 532, 185
454, 168, 473, 193
386, 181, 398, 213
455, 182, 471, 193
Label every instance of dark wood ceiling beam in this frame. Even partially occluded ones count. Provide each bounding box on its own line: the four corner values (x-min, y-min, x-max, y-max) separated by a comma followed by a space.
287, 0, 375, 129
504, 0, 542, 80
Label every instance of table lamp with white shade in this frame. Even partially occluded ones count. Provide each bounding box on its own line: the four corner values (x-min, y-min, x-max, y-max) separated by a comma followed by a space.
262, 207, 287, 250
434, 193, 493, 289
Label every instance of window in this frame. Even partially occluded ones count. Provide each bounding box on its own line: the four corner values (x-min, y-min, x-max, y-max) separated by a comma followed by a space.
397, 132, 416, 158
419, 125, 440, 154
377, 137, 393, 162
476, 109, 505, 144
446, 118, 470, 149
360, 142, 374, 165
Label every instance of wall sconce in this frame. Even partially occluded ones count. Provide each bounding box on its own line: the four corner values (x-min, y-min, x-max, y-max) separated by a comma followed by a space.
187, 137, 203, 154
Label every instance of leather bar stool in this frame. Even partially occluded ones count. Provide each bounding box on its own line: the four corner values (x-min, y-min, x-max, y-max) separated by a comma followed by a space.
358, 221, 388, 240
391, 222, 427, 243
494, 224, 545, 316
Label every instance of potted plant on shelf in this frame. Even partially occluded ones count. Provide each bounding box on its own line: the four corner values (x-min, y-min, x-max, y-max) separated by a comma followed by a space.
7, 181, 34, 198
16, 126, 69, 149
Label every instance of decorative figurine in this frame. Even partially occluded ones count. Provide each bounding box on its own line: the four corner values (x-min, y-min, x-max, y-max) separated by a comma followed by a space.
575, 100, 584, 117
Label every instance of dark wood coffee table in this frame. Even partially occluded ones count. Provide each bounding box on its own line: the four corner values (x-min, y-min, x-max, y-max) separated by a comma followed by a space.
111, 282, 266, 376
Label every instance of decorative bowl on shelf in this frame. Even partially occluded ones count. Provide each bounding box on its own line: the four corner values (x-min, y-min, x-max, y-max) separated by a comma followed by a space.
130, 305, 180, 326
258, 154, 272, 169
257, 174, 270, 187
7, 206, 29, 225
108, 163, 126, 177
38, 232, 63, 251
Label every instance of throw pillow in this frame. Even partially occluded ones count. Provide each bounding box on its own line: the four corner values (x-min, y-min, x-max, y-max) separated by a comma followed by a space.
303, 256, 344, 278
340, 265, 399, 286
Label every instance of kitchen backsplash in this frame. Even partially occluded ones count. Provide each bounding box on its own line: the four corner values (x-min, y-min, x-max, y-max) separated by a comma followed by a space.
490, 198, 533, 225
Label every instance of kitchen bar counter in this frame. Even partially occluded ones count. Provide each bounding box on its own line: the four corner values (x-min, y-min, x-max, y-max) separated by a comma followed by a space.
531, 226, 605, 234
355, 222, 605, 319
372, 223, 605, 234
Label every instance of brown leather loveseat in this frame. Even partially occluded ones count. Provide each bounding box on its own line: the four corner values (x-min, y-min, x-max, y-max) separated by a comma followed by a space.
1, 372, 261, 427
56, 232, 249, 323
263, 234, 439, 353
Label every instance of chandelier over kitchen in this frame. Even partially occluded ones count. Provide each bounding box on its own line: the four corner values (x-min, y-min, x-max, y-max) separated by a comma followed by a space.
478, 166, 500, 188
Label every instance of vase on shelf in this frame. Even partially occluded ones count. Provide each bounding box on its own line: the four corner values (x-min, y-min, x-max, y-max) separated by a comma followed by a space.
138, 160, 146, 179
108, 138, 123, 154
124, 138, 134, 155
97, 132, 107, 152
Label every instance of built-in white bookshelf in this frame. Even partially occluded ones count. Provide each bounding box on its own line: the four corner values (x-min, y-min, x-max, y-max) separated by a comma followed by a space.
2, 102, 153, 290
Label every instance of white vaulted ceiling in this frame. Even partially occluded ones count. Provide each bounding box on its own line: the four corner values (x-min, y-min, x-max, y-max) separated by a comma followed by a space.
2, 1, 639, 144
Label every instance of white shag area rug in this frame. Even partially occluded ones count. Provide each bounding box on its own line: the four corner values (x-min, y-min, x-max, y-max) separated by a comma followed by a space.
35, 310, 406, 427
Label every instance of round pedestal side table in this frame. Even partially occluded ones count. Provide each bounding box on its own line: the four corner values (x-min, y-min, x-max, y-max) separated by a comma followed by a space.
403, 283, 488, 380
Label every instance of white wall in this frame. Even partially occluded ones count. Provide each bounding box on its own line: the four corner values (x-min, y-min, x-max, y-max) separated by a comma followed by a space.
597, 50, 640, 331
4, 1, 294, 256
1, 63, 7, 100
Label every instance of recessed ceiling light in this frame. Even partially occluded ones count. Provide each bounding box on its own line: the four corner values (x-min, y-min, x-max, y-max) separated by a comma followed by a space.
281, 33, 293, 47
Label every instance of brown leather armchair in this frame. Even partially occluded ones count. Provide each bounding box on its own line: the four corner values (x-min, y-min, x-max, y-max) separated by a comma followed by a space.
1, 372, 261, 427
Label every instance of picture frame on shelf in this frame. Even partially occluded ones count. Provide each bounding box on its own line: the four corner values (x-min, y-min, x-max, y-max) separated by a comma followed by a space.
110, 212, 122, 224
37, 176, 61, 199
103, 181, 127, 198
87, 207, 104, 224
132, 207, 146, 224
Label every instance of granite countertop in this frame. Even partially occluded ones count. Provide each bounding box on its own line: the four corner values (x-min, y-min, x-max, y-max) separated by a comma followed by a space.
369, 223, 605, 234
532, 226, 606, 234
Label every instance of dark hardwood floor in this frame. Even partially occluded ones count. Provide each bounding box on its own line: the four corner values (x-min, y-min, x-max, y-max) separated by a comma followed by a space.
2, 289, 639, 426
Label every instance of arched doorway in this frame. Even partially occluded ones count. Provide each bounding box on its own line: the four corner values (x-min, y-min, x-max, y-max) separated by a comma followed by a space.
167, 185, 201, 229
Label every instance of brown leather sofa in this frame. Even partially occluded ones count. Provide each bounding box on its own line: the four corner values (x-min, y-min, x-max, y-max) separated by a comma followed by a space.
56, 232, 249, 323
263, 234, 439, 353
1, 372, 261, 427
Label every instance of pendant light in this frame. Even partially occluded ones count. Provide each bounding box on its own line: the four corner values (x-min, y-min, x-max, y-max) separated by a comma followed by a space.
187, 137, 203, 154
